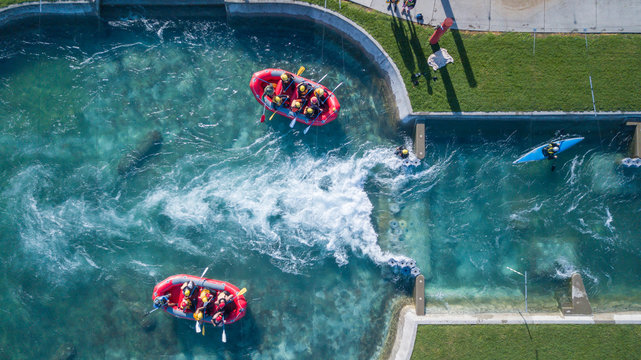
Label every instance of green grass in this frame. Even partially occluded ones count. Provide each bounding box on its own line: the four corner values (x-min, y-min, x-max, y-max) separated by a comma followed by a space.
412, 324, 641, 359
302, 0, 641, 112
0, 0, 36, 8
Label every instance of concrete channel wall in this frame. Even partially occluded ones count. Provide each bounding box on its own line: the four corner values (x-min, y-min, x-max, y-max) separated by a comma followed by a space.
0, 1, 96, 28
224, 0, 413, 120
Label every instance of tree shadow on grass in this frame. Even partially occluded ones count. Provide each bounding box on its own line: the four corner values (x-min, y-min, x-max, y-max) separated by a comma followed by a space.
431, 42, 461, 112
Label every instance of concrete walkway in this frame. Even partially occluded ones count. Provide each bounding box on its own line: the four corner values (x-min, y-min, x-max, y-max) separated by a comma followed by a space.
350, 0, 641, 33
389, 306, 641, 360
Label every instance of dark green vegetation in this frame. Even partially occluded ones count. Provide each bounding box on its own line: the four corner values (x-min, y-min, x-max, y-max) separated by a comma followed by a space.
0, 0, 33, 8
303, 0, 641, 112
412, 324, 641, 359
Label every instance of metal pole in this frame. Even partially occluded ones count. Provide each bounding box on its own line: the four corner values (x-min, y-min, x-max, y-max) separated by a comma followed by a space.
532, 29, 536, 55
524, 271, 528, 313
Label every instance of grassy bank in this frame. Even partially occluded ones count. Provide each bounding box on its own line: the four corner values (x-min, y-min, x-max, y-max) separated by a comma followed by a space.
303, 0, 641, 113
412, 324, 641, 359
0, 0, 36, 8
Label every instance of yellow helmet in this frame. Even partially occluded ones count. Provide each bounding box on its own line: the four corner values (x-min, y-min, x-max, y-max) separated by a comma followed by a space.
306, 107, 314, 115
402, 149, 409, 155
314, 88, 325, 96
281, 73, 289, 81
293, 101, 301, 108
274, 96, 282, 105
298, 85, 306, 92
194, 311, 203, 321
184, 289, 191, 297
199, 289, 210, 300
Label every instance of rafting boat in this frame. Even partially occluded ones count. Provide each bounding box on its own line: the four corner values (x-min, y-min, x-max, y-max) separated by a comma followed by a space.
250, 68, 341, 126
513, 137, 584, 164
152, 274, 247, 325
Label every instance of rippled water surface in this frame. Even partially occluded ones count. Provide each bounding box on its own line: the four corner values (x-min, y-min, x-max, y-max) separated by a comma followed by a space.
0, 7, 640, 360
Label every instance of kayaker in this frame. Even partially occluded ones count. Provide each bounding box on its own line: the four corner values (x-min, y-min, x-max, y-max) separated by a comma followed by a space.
542, 142, 560, 160
395, 146, 409, 159
213, 291, 234, 313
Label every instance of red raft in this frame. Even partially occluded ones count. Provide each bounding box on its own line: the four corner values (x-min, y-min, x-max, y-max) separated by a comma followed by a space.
152, 274, 247, 325
250, 68, 341, 126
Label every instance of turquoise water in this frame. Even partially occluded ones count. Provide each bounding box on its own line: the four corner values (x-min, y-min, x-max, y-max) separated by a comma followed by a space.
0, 7, 640, 359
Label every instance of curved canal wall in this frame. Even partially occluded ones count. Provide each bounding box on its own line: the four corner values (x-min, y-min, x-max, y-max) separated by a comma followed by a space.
224, 0, 413, 120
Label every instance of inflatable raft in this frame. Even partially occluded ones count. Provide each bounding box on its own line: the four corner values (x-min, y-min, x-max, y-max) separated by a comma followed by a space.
152, 274, 247, 325
250, 68, 341, 126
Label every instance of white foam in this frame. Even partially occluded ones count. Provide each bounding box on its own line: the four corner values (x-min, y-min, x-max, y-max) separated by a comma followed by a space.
142, 146, 415, 273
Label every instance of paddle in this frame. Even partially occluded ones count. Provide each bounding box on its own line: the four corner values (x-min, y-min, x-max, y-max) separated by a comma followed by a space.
221, 288, 247, 343
193, 267, 209, 333
260, 104, 266, 123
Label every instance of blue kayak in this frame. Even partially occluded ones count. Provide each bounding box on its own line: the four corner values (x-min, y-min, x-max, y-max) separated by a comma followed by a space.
513, 137, 584, 164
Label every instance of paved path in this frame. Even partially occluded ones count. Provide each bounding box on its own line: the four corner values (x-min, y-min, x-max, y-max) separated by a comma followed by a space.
389, 306, 641, 360
349, 0, 641, 33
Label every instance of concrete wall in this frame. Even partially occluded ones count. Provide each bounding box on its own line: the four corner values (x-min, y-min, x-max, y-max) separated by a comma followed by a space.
405, 112, 641, 125
0, 1, 96, 28
101, 0, 224, 5
225, 0, 413, 120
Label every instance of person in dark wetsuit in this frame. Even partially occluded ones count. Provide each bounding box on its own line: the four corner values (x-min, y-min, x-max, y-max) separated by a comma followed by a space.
279, 73, 294, 93
395, 146, 409, 159
542, 142, 560, 160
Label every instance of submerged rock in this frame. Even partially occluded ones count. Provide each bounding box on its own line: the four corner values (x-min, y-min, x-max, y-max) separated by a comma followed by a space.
117, 130, 163, 176
53, 343, 76, 360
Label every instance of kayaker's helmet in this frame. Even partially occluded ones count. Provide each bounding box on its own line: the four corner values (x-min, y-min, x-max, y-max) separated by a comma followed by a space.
293, 101, 301, 109
306, 107, 314, 115
194, 311, 203, 321
264, 85, 274, 96
314, 88, 324, 97
216, 314, 223, 323
402, 149, 409, 155
310, 97, 319, 105
274, 96, 282, 105
552, 146, 559, 152
281, 73, 289, 82
298, 85, 306, 93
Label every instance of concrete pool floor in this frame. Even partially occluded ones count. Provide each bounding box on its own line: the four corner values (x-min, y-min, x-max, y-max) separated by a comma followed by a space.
351, 0, 641, 33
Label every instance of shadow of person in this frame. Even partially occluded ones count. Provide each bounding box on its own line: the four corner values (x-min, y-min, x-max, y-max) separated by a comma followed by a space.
430, 43, 461, 112
439, 0, 477, 88
390, 13, 416, 75
406, 16, 433, 94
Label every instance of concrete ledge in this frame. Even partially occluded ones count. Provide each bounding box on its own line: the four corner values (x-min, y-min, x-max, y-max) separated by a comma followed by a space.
405, 111, 641, 124
102, 0, 224, 5
0, 1, 96, 28
225, 0, 412, 119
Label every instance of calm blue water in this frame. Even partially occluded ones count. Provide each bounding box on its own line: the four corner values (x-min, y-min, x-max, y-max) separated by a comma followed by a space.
0, 7, 640, 360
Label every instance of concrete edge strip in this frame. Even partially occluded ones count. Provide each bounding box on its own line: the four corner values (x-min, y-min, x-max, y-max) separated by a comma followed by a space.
0, 1, 96, 28
389, 307, 641, 360
224, 0, 412, 119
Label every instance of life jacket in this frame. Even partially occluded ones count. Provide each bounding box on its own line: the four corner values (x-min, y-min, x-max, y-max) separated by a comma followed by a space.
179, 297, 192, 311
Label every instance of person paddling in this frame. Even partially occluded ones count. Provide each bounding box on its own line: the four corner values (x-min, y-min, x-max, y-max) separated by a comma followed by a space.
542, 142, 560, 160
